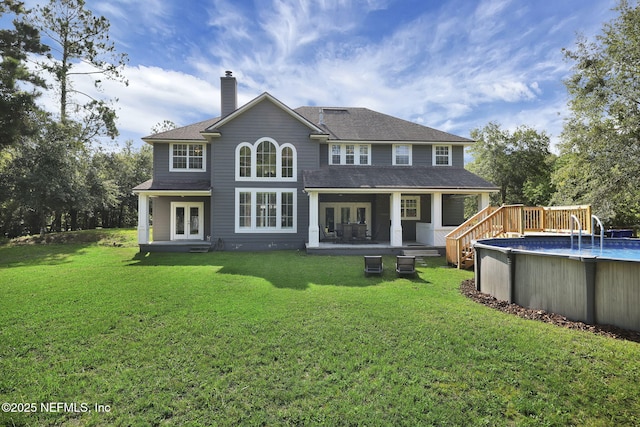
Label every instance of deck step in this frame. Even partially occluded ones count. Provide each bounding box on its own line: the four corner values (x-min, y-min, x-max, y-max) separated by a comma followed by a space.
402, 249, 441, 257
189, 246, 211, 253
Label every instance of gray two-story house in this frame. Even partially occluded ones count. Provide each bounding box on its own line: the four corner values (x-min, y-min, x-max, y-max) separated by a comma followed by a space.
133, 72, 497, 252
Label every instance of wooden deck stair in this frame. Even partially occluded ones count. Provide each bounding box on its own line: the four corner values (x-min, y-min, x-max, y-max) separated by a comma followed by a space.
445, 204, 592, 269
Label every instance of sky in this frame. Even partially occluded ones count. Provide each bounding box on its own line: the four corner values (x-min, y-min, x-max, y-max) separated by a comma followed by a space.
16, 0, 620, 150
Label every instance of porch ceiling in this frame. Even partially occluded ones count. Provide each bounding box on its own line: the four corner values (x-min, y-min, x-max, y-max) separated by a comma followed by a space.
303, 166, 499, 192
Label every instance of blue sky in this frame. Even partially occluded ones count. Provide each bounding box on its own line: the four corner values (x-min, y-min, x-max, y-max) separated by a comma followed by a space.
22, 0, 618, 149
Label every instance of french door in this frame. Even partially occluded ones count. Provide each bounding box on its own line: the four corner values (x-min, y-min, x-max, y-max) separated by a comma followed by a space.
171, 202, 204, 240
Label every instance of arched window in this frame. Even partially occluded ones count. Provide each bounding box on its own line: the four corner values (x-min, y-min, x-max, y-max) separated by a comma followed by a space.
239, 145, 251, 177
236, 138, 296, 181
282, 146, 293, 178
256, 140, 277, 178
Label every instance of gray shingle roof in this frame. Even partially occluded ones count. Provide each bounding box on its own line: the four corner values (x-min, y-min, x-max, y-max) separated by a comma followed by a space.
132, 179, 211, 192
295, 107, 473, 143
142, 117, 221, 142
141, 106, 472, 144
303, 166, 498, 190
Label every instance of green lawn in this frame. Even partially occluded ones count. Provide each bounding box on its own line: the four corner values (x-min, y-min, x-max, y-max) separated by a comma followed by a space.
1, 230, 639, 426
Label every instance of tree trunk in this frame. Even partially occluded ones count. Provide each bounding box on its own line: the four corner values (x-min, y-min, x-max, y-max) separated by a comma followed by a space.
70, 209, 78, 231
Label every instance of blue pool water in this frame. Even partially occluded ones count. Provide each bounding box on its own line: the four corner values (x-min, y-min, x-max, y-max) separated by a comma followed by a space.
479, 237, 640, 262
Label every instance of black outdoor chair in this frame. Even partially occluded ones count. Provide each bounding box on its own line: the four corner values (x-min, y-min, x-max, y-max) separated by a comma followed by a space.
364, 256, 384, 276
395, 255, 416, 276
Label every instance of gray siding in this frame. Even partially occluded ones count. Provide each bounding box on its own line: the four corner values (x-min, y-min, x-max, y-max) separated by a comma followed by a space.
413, 145, 431, 166
442, 194, 465, 226
371, 144, 391, 165
210, 99, 318, 250
373, 194, 390, 241
319, 144, 328, 167
153, 142, 211, 182
453, 145, 464, 167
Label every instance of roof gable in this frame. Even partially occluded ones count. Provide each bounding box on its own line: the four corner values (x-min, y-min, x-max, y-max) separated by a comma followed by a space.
203, 92, 327, 135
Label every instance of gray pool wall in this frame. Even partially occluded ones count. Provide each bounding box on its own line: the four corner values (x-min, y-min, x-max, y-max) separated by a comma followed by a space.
474, 236, 640, 332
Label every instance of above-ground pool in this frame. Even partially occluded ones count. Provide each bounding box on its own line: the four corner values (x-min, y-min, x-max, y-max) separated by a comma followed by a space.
474, 236, 640, 332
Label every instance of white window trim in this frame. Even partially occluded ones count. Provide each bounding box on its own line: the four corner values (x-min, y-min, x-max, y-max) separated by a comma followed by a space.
433, 144, 452, 166
393, 144, 412, 166
169, 143, 207, 172
328, 143, 372, 165
235, 137, 297, 181
235, 188, 297, 233
401, 196, 420, 220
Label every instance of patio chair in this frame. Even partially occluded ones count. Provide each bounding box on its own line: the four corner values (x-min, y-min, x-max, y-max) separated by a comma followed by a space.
364, 256, 384, 276
395, 255, 416, 276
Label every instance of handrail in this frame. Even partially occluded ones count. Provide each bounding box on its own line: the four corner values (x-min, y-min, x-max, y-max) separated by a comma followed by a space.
446, 204, 592, 268
445, 205, 496, 239
570, 214, 582, 252
591, 215, 604, 254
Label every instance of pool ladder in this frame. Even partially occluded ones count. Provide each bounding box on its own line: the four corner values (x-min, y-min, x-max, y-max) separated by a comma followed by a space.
570, 215, 582, 252
570, 214, 604, 254
591, 215, 604, 254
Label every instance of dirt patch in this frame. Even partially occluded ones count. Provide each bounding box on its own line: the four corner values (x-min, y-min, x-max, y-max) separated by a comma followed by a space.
5, 230, 134, 247
460, 279, 640, 343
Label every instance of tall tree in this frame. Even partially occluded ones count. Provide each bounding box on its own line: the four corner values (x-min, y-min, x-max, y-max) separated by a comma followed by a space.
0, 0, 48, 149
1, 112, 80, 236
555, 0, 640, 225
467, 122, 555, 206
28, 0, 128, 142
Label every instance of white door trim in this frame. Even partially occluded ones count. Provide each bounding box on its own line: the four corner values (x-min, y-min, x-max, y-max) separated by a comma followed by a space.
170, 202, 204, 240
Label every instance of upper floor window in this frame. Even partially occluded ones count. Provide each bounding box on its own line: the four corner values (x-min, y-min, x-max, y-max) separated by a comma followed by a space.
329, 144, 371, 165
393, 144, 412, 165
282, 146, 294, 178
433, 145, 451, 166
170, 143, 206, 172
236, 137, 296, 181
256, 140, 277, 178
239, 146, 251, 177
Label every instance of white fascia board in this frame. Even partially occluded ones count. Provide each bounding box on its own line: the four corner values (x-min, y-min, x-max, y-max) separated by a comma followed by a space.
132, 190, 212, 197
304, 187, 498, 194
322, 140, 474, 145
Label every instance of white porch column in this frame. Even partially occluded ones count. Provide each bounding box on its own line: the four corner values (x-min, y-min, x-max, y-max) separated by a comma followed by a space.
478, 193, 490, 210
137, 193, 150, 244
432, 192, 443, 228
390, 192, 403, 247
308, 191, 319, 248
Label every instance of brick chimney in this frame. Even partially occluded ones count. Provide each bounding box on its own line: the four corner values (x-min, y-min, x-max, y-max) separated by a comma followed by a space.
220, 70, 237, 117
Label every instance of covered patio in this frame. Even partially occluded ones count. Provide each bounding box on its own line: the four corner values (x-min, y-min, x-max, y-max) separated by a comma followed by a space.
303, 166, 497, 252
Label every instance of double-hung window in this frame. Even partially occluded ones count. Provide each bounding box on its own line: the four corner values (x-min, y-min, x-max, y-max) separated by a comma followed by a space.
393, 144, 412, 165
329, 144, 371, 165
170, 143, 206, 171
433, 145, 451, 166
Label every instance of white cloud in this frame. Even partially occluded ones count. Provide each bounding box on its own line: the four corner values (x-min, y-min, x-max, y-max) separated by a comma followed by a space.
27, 0, 621, 149
105, 65, 218, 138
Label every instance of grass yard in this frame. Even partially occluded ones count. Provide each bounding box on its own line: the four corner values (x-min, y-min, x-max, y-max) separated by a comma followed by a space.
1, 229, 639, 426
